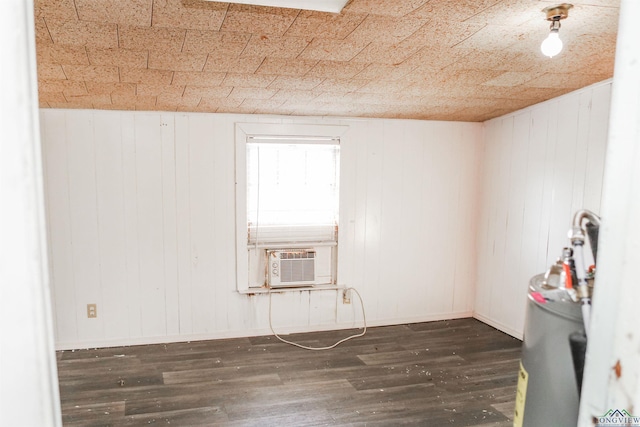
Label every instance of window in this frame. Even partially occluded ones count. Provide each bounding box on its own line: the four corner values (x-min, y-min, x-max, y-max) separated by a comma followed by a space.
246, 138, 340, 245
235, 124, 348, 291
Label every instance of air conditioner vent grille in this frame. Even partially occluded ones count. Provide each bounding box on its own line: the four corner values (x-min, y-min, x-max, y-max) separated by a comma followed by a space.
281, 258, 314, 283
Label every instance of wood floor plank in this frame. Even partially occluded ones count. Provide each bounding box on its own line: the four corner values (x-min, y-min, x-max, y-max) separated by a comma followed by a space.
162, 367, 280, 385
61, 400, 126, 426
58, 369, 164, 394
124, 393, 225, 416
118, 406, 229, 426
57, 318, 522, 426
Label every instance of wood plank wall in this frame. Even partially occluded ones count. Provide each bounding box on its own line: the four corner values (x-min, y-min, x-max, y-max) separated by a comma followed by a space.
41, 111, 482, 349
474, 81, 612, 338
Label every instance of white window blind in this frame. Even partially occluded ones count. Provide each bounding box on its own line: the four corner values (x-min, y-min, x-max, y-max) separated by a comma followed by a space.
246, 137, 340, 245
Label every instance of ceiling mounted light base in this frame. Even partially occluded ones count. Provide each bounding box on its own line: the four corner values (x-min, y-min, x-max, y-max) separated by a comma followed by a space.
542, 4, 573, 22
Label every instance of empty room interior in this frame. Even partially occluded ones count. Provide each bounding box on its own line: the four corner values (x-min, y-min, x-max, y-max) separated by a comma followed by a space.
4, 0, 640, 426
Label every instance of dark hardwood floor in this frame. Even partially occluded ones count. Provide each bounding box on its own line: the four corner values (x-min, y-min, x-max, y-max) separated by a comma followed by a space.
56, 318, 522, 426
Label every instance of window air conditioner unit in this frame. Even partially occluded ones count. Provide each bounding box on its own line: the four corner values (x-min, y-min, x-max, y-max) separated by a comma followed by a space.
267, 249, 316, 288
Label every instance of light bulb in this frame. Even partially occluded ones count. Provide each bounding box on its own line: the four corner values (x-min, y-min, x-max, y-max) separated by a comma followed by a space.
541, 30, 563, 58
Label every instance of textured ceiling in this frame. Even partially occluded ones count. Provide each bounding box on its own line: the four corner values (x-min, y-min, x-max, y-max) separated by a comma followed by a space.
34, 0, 620, 122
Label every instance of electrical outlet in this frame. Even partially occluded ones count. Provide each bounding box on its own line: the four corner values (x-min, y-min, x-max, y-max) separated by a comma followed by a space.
87, 304, 97, 318
342, 289, 351, 304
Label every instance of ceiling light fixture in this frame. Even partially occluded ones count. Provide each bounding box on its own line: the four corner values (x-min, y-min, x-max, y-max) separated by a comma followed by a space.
540, 3, 573, 58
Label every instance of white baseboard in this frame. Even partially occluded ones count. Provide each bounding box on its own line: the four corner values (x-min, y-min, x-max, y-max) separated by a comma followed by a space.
473, 312, 523, 340
54, 311, 474, 351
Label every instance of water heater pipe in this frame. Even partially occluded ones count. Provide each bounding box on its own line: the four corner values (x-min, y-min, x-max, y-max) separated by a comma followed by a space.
570, 210, 601, 336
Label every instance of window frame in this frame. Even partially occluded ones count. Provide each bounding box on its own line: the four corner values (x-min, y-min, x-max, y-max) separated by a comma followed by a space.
235, 123, 349, 292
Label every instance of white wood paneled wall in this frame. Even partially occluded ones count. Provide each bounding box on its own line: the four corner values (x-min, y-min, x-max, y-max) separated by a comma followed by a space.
474, 81, 612, 338
41, 110, 482, 349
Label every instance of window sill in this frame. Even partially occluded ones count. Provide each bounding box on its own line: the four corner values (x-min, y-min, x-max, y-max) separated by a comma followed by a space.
247, 241, 337, 249
238, 285, 344, 295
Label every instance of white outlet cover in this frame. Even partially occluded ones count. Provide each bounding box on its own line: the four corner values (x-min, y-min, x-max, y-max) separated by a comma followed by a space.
203, 0, 349, 13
